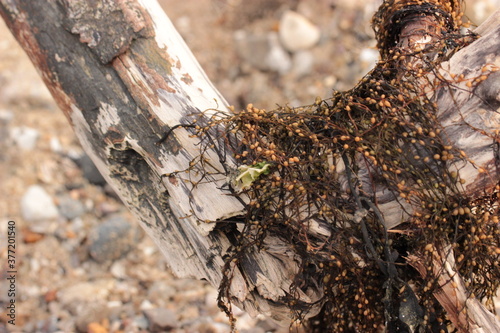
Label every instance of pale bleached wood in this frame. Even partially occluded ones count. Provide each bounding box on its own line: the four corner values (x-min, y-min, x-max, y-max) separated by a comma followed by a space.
437, 23, 500, 197
408, 246, 500, 333
362, 11, 500, 230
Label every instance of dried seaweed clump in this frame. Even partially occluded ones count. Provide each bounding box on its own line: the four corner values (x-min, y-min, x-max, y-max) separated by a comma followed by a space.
373, 0, 465, 60
176, 1, 500, 332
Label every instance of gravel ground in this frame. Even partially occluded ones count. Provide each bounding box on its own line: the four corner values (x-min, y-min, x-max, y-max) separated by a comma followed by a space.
0, 1, 497, 332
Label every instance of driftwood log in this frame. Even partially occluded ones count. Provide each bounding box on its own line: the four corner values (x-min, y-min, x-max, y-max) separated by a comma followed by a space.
1, 0, 499, 331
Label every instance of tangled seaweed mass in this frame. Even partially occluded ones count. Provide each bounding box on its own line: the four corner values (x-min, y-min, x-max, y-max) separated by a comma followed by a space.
166, 0, 500, 331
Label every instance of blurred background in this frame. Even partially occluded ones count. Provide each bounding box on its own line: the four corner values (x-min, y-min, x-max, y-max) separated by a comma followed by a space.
0, 0, 498, 332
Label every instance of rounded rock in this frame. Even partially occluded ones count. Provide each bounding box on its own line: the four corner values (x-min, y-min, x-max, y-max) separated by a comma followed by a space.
88, 216, 140, 263
10, 126, 39, 150
20, 185, 59, 222
234, 31, 292, 74
144, 308, 178, 331
291, 50, 315, 77
58, 196, 86, 220
76, 154, 107, 185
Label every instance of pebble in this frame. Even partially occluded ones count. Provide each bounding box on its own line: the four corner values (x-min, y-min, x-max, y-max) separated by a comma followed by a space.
140, 299, 154, 311
108, 302, 135, 323
20, 185, 59, 222
37, 316, 59, 333
234, 31, 292, 74
359, 47, 379, 68
49, 136, 63, 153
22, 229, 45, 243
291, 50, 315, 77
194, 321, 232, 333
179, 305, 200, 321
279, 10, 321, 52
57, 196, 86, 220
0, 108, 13, 123
110, 260, 128, 279
147, 280, 177, 307
265, 32, 293, 74
133, 315, 150, 330
114, 281, 139, 303
22, 316, 59, 333
44, 289, 58, 303
10, 126, 39, 150
144, 308, 178, 331
75, 302, 110, 332
88, 216, 140, 263
87, 322, 108, 333
57, 280, 115, 311
96, 201, 121, 216
69, 216, 85, 234
75, 153, 107, 185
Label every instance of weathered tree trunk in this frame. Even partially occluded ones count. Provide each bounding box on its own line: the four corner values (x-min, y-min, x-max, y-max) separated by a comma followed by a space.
0, 0, 309, 322
0, 0, 499, 331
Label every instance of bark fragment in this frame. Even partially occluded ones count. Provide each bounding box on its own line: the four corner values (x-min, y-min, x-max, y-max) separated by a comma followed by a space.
62, 0, 154, 64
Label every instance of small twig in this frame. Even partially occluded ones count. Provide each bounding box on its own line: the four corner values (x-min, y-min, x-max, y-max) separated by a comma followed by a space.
155, 124, 196, 145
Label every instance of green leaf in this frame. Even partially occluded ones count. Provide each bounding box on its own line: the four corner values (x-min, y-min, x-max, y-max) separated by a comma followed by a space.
232, 162, 271, 191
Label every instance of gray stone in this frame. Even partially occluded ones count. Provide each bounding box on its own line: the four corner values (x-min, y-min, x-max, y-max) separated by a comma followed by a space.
88, 216, 140, 263
234, 31, 292, 74
265, 33, 293, 74
194, 322, 232, 333
133, 315, 150, 330
144, 308, 178, 331
108, 302, 135, 323
58, 196, 86, 220
279, 10, 321, 52
20, 185, 59, 222
175, 16, 191, 35
291, 50, 315, 77
10, 126, 39, 150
